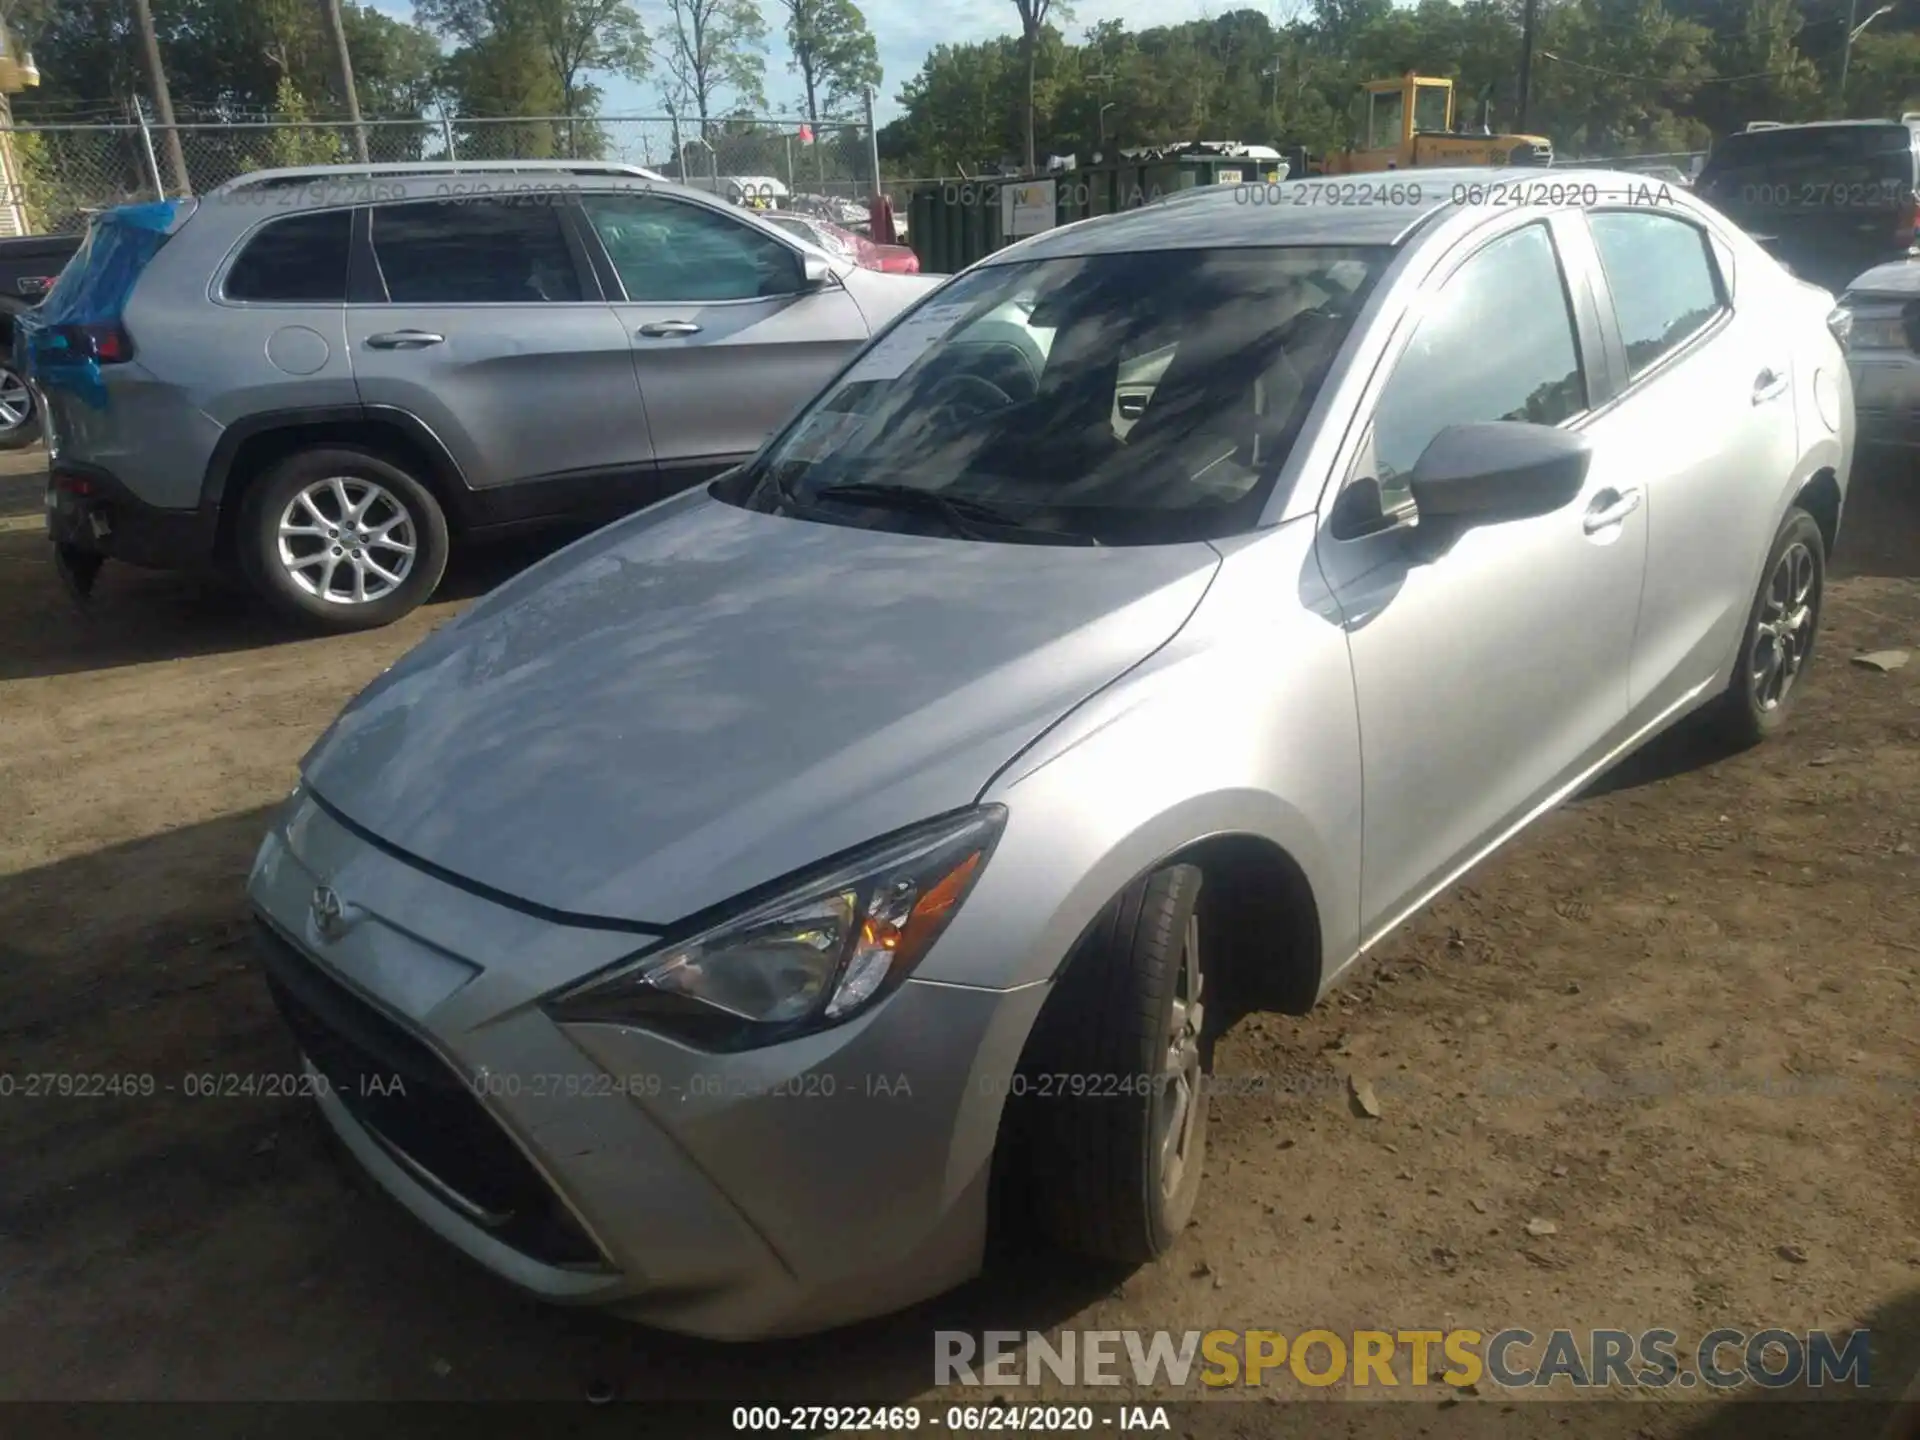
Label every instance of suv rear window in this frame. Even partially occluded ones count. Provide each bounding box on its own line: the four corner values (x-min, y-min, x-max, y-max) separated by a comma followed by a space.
226, 209, 352, 302
1698, 125, 1917, 204
370, 199, 584, 304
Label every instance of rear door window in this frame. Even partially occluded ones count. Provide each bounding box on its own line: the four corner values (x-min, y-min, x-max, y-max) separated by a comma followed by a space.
1587, 212, 1726, 378
226, 209, 352, 302
369, 199, 584, 304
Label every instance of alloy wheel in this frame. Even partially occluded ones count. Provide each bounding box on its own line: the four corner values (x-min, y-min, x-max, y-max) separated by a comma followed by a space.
1156, 913, 1206, 1203
276, 475, 418, 605
1750, 539, 1818, 712
0, 367, 34, 432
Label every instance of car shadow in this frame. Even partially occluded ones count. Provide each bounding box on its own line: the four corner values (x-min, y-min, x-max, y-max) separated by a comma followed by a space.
1668, 1285, 1920, 1440
1833, 446, 1920, 581
0, 523, 590, 684
1579, 708, 1749, 800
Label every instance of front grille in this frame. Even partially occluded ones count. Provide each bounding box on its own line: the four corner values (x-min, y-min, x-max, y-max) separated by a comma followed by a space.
254, 920, 606, 1269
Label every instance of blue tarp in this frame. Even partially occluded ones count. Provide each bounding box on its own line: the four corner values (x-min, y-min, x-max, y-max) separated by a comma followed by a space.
18, 199, 189, 410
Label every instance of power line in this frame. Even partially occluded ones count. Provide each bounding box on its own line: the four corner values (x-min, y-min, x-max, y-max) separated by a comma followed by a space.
1538, 51, 1816, 83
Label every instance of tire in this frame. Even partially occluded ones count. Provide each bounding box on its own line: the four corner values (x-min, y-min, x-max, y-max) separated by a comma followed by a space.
237, 446, 449, 632
1014, 863, 1212, 1264
1711, 505, 1825, 747
0, 361, 41, 450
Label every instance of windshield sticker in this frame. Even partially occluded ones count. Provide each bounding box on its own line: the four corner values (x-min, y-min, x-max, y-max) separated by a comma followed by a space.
841, 300, 981, 383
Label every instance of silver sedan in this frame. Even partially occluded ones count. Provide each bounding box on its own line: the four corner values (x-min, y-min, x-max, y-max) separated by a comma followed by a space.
249, 169, 1852, 1339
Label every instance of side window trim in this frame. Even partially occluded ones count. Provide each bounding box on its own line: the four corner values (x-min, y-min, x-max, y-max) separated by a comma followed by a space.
351, 195, 605, 308
1577, 206, 1732, 412
565, 193, 626, 301
347, 205, 386, 304
579, 190, 812, 305
1322, 215, 1592, 542
213, 205, 357, 307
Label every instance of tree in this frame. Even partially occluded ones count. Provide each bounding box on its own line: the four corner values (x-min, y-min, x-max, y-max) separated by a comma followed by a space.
416, 0, 650, 122
1009, 0, 1071, 170
260, 74, 346, 165
660, 0, 769, 140
780, 0, 879, 139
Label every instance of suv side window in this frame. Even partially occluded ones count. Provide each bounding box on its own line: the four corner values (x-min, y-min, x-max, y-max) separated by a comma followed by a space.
225, 209, 352, 302
581, 193, 803, 302
1587, 211, 1724, 379
368, 199, 584, 304
1369, 222, 1586, 508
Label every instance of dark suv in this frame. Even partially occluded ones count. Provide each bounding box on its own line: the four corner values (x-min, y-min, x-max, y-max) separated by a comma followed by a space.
1694, 118, 1920, 293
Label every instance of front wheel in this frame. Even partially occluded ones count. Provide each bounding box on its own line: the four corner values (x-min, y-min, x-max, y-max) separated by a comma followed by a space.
1013, 863, 1212, 1264
1712, 506, 1825, 745
237, 447, 450, 632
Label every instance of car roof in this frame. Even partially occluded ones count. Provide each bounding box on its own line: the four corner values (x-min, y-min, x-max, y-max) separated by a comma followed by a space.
982, 167, 1666, 262
1708, 118, 1920, 148
180, 164, 807, 247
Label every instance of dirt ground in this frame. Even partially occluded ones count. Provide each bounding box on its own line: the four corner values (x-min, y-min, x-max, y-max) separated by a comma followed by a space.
1, 443, 1916, 1424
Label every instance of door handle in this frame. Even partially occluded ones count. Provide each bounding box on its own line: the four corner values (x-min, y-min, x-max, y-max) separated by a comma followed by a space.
1582, 487, 1643, 535
637, 320, 701, 338
365, 330, 444, 349
1752, 368, 1789, 404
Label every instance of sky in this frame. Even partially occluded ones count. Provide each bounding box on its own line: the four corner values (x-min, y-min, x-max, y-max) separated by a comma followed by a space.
364, 0, 1243, 124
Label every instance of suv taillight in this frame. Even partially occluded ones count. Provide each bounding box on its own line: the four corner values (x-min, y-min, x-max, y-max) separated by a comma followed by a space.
44, 321, 133, 364
1899, 191, 1920, 248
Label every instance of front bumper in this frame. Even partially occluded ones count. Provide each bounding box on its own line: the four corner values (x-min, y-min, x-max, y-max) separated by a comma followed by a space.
44, 461, 219, 569
246, 791, 1049, 1339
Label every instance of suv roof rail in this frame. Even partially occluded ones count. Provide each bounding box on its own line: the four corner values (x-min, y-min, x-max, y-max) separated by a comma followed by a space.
210, 159, 668, 196
1744, 120, 1785, 131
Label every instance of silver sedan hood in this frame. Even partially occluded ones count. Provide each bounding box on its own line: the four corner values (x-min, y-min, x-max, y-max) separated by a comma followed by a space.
300, 490, 1220, 925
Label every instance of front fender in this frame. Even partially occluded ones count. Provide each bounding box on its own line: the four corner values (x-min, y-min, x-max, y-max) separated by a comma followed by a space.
913, 518, 1364, 997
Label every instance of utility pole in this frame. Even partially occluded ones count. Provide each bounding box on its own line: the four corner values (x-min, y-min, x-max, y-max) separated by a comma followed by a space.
1515, 0, 1539, 135
131, 0, 191, 195
1839, 1, 1893, 109
320, 0, 371, 164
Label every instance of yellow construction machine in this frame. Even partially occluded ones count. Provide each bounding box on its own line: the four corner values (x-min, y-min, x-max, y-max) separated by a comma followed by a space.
1315, 73, 1552, 173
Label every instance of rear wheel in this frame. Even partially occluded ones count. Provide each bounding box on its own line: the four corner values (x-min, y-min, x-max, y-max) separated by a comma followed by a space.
0, 362, 40, 450
237, 447, 449, 632
1012, 863, 1212, 1264
1711, 506, 1825, 746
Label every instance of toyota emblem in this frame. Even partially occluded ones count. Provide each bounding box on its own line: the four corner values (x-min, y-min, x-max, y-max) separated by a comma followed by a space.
310, 885, 348, 940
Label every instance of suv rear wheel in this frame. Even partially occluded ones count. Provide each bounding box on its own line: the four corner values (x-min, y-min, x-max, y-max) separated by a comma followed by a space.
238, 447, 450, 631
0, 361, 39, 450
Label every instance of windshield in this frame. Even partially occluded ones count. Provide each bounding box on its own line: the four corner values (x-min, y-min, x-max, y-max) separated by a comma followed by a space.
1367, 90, 1406, 150
735, 245, 1388, 544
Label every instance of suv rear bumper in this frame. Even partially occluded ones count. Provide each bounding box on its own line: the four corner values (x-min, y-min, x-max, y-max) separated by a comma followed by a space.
46, 461, 219, 569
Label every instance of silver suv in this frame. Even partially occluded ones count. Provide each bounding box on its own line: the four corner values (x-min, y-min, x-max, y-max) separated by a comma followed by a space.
23, 162, 939, 630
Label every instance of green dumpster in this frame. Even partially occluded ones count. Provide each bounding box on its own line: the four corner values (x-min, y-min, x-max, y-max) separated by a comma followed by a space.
908, 143, 1288, 275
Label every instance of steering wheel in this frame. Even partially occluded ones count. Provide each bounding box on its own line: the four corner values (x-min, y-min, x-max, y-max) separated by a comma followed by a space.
923, 372, 1014, 425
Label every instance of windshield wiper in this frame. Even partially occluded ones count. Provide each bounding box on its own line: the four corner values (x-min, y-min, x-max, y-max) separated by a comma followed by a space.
812, 481, 1099, 545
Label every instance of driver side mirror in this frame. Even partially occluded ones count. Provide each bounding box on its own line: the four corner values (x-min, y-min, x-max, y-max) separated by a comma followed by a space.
801, 253, 833, 290
1406, 421, 1591, 525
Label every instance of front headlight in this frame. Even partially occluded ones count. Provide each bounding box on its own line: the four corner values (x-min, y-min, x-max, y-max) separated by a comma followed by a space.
544, 807, 1006, 1051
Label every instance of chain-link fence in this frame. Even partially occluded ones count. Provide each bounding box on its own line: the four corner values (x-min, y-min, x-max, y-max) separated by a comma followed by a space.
0, 114, 888, 234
